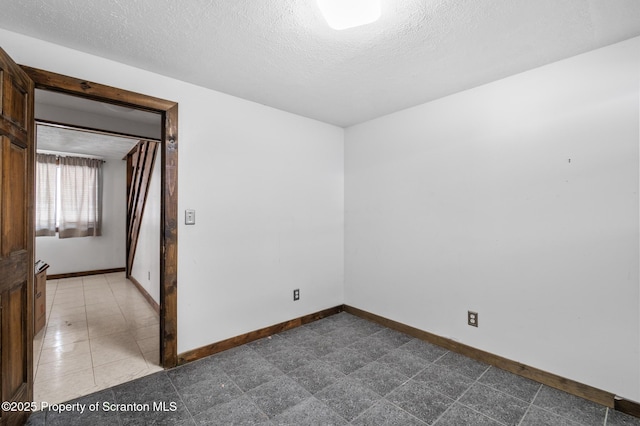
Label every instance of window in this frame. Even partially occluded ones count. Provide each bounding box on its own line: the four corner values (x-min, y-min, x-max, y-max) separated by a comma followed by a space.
35, 154, 57, 236
35, 153, 103, 238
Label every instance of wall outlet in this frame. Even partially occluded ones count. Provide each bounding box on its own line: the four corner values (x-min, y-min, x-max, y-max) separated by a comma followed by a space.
468, 311, 478, 327
293, 289, 300, 301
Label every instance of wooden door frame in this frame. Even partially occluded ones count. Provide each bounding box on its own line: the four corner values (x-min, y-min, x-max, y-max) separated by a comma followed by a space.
21, 66, 178, 368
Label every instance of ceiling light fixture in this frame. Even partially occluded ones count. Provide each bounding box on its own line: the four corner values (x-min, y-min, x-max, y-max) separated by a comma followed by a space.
317, 0, 381, 30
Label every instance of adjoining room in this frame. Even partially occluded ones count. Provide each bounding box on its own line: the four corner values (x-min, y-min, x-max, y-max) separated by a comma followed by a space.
0, 1, 638, 424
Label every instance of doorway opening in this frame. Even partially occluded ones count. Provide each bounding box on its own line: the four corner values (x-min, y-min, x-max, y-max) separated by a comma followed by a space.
22, 66, 179, 375
33, 117, 162, 402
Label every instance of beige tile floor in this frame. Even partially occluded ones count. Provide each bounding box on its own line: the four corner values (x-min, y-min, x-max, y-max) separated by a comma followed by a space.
33, 272, 162, 406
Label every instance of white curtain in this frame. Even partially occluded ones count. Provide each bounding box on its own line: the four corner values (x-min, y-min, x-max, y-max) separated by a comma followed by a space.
58, 156, 103, 238
35, 153, 58, 237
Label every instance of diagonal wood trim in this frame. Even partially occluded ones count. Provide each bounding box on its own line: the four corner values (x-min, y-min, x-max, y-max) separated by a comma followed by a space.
128, 275, 160, 314
126, 140, 158, 273
177, 306, 343, 365
343, 305, 616, 408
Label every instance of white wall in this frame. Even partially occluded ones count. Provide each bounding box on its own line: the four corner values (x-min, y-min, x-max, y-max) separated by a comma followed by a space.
345, 37, 640, 400
36, 159, 127, 275
12, 25, 637, 402
0, 29, 344, 354
131, 148, 161, 304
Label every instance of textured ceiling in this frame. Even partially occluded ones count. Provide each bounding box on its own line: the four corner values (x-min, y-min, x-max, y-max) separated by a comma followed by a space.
37, 124, 139, 160
35, 90, 159, 157
1, 0, 639, 127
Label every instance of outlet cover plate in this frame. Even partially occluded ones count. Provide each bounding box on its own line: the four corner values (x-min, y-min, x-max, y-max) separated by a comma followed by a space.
468, 311, 478, 327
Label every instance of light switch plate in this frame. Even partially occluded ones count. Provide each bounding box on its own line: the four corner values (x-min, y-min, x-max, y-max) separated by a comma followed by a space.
185, 209, 196, 225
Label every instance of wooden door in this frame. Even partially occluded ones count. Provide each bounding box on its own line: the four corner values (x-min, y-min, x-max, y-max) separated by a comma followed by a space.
0, 48, 35, 425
